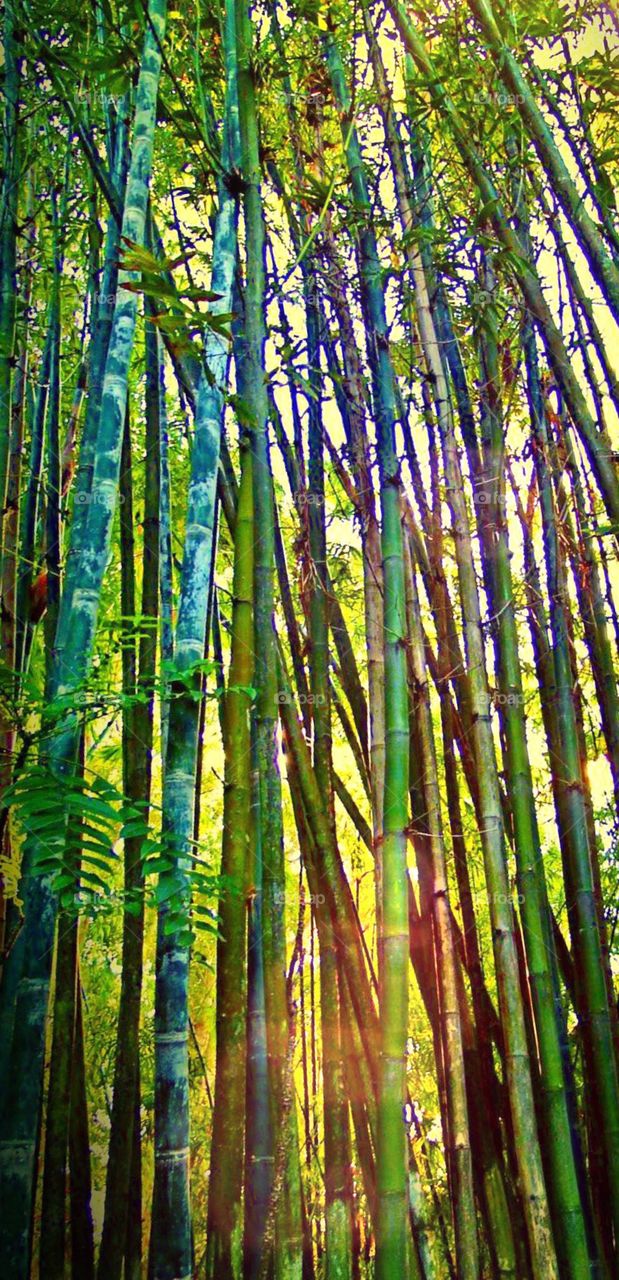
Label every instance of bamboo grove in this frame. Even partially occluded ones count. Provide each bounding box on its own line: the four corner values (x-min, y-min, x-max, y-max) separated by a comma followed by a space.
1, 0, 619, 1275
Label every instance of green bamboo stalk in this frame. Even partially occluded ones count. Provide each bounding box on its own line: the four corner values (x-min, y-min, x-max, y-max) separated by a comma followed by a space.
402, 537, 480, 1276
454, 962, 518, 1280
125, 1076, 142, 1280
264, 301, 370, 776
277, 644, 380, 1089
271, 500, 390, 1271
69, 985, 95, 1280
158, 338, 174, 761
473, 267, 592, 1278
0, 187, 31, 1004
244, 708, 275, 1279
523, 322, 619, 1252
553, 422, 619, 819
285, 731, 355, 1280
39, 910, 78, 1280
317, 224, 385, 956
13, 316, 50, 684
235, 3, 302, 1274
407, 474, 526, 1272
431, 331, 558, 1276
0, 0, 21, 559
43, 185, 63, 687
206, 432, 253, 1280
373, 34, 558, 1265
508, 460, 613, 1269
1, 178, 32, 697
362, 29, 480, 1269
300, 81, 354, 1279
39, 717, 86, 1280
369, 30, 530, 1268
412, 476, 505, 1131
321, 26, 411, 1275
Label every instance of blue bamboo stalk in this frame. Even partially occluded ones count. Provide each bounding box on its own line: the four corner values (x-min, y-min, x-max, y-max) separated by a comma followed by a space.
150, 1, 239, 1271
0, 5, 168, 1269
